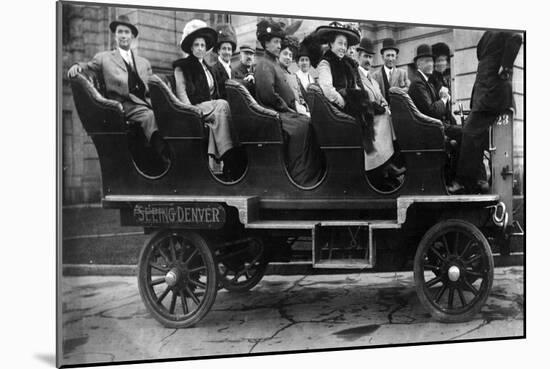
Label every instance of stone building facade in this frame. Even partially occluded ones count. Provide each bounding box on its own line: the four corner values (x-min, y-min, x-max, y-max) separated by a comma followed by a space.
60, 3, 524, 204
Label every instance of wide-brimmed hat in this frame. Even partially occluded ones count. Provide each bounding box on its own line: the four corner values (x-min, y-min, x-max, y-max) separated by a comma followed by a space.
315, 21, 360, 46
356, 37, 375, 55
180, 19, 217, 54
414, 43, 433, 62
239, 44, 256, 54
256, 19, 286, 44
432, 42, 453, 59
109, 15, 138, 37
380, 38, 399, 54
214, 23, 237, 53
281, 36, 299, 56
296, 32, 323, 67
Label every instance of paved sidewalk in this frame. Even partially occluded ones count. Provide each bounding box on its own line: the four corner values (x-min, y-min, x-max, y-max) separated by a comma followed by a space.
60, 266, 524, 366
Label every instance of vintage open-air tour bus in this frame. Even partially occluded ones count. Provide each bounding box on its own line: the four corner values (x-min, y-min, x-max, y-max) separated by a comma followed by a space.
69, 65, 523, 328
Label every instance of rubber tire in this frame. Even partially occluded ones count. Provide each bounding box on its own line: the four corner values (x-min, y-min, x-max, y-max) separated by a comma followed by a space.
219, 238, 268, 292
137, 230, 218, 328
414, 219, 494, 323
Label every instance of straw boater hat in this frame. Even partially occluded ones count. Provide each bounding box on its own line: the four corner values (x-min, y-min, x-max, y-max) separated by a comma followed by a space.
413, 44, 434, 62
214, 23, 237, 53
380, 38, 399, 54
432, 42, 453, 59
180, 19, 217, 54
256, 19, 286, 44
315, 21, 360, 46
356, 37, 375, 55
109, 15, 138, 37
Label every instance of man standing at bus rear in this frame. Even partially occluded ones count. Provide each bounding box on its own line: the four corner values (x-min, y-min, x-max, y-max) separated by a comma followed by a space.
67, 15, 168, 163
372, 38, 410, 102
448, 31, 522, 194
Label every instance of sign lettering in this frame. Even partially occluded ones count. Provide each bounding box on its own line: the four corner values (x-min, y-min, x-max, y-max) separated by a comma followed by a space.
132, 203, 225, 228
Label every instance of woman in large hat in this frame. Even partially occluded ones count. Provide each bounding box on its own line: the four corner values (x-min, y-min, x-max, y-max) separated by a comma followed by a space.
173, 19, 245, 181
254, 19, 324, 187
316, 22, 378, 156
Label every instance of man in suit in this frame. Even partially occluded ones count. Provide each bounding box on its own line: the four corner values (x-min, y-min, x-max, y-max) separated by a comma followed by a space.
449, 31, 522, 194
372, 38, 410, 102
232, 44, 256, 93
67, 15, 168, 162
211, 24, 237, 99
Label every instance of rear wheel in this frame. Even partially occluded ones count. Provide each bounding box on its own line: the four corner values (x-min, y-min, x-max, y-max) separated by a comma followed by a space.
414, 219, 493, 322
137, 230, 217, 328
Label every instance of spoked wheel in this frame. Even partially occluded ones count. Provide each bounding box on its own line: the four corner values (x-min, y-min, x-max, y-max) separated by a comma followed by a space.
137, 230, 217, 328
215, 237, 268, 292
414, 219, 494, 322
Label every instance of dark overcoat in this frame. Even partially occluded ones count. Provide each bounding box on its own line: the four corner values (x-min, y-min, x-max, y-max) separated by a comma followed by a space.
211, 60, 231, 99
470, 31, 523, 113
408, 70, 447, 120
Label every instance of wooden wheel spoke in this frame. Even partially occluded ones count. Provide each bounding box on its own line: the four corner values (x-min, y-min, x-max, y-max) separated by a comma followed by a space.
463, 279, 479, 295
453, 232, 461, 256
459, 240, 474, 259
169, 291, 177, 314
150, 262, 169, 273
180, 288, 189, 314
457, 287, 467, 307
156, 286, 171, 304
189, 266, 207, 274
189, 279, 206, 289
434, 283, 447, 303
185, 248, 199, 265
465, 270, 484, 279
150, 277, 166, 286
184, 285, 201, 305
425, 275, 443, 288
448, 287, 455, 308
440, 235, 451, 256
158, 247, 172, 264
429, 247, 446, 263
169, 237, 177, 262
424, 264, 440, 271
464, 254, 482, 266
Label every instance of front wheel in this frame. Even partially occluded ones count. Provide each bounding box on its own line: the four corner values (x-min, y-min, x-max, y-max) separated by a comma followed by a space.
137, 230, 217, 328
414, 219, 494, 323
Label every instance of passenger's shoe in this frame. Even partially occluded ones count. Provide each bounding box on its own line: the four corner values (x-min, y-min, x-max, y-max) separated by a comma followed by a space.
447, 180, 465, 194
386, 163, 407, 177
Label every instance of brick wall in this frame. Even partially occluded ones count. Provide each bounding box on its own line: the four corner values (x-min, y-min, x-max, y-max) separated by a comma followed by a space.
61, 3, 524, 204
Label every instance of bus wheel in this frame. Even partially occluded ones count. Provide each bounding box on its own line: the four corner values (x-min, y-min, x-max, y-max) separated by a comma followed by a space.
137, 230, 217, 328
216, 237, 268, 292
414, 219, 494, 323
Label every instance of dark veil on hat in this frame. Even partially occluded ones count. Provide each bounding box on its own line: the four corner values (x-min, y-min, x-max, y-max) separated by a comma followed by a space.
297, 32, 324, 67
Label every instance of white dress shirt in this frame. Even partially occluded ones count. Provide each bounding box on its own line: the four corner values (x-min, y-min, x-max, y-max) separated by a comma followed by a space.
295, 69, 313, 90
118, 48, 134, 68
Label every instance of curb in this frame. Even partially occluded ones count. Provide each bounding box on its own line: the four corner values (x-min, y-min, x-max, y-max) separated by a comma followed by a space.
62, 253, 524, 276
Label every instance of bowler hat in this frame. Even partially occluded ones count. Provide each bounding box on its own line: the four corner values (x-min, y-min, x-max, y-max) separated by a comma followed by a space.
380, 38, 399, 54
432, 42, 452, 58
315, 21, 360, 46
214, 24, 237, 53
180, 19, 217, 54
239, 44, 256, 54
109, 15, 138, 37
414, 43, 433, 62
356, 37, 375, 55
256, 19, 286, 44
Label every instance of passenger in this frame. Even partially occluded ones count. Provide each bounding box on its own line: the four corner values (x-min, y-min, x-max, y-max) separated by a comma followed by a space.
429, 43, 453, 100
294, 43, 315, 91
172, 19, 244, 181
211, 24, 237, 99
316, 22, 405, 180
67, 15, 169, 165
232, 44, 256, 94
448, 31, 522, 194
356, 37, 405, 187
278, 36, 310, 117
408, 44, 462, 183
371, 38, 410, 102
254, 19, 324, 187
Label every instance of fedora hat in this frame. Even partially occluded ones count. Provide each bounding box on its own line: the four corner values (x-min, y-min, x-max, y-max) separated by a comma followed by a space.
256, 19, 286, 44
432, 42, 453, 58
380, 38, 399, 54
356, 37, 375, 55
214, 23, 237, 53
239, 44, 256, 54
414, 43, 433, 62
180, 19, 217, 54
315, 21, 360, 46
109, 15, 138, 37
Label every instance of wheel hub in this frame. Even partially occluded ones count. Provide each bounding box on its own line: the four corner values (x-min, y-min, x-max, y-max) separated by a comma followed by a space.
165, 265, 189, 287
447, 265, 461, 282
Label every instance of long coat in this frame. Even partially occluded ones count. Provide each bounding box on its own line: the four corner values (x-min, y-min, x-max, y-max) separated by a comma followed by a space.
408, 70, 447, 120
211, 59, 231, 99
255, 51, 324, 187
470, 31, 523, 113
